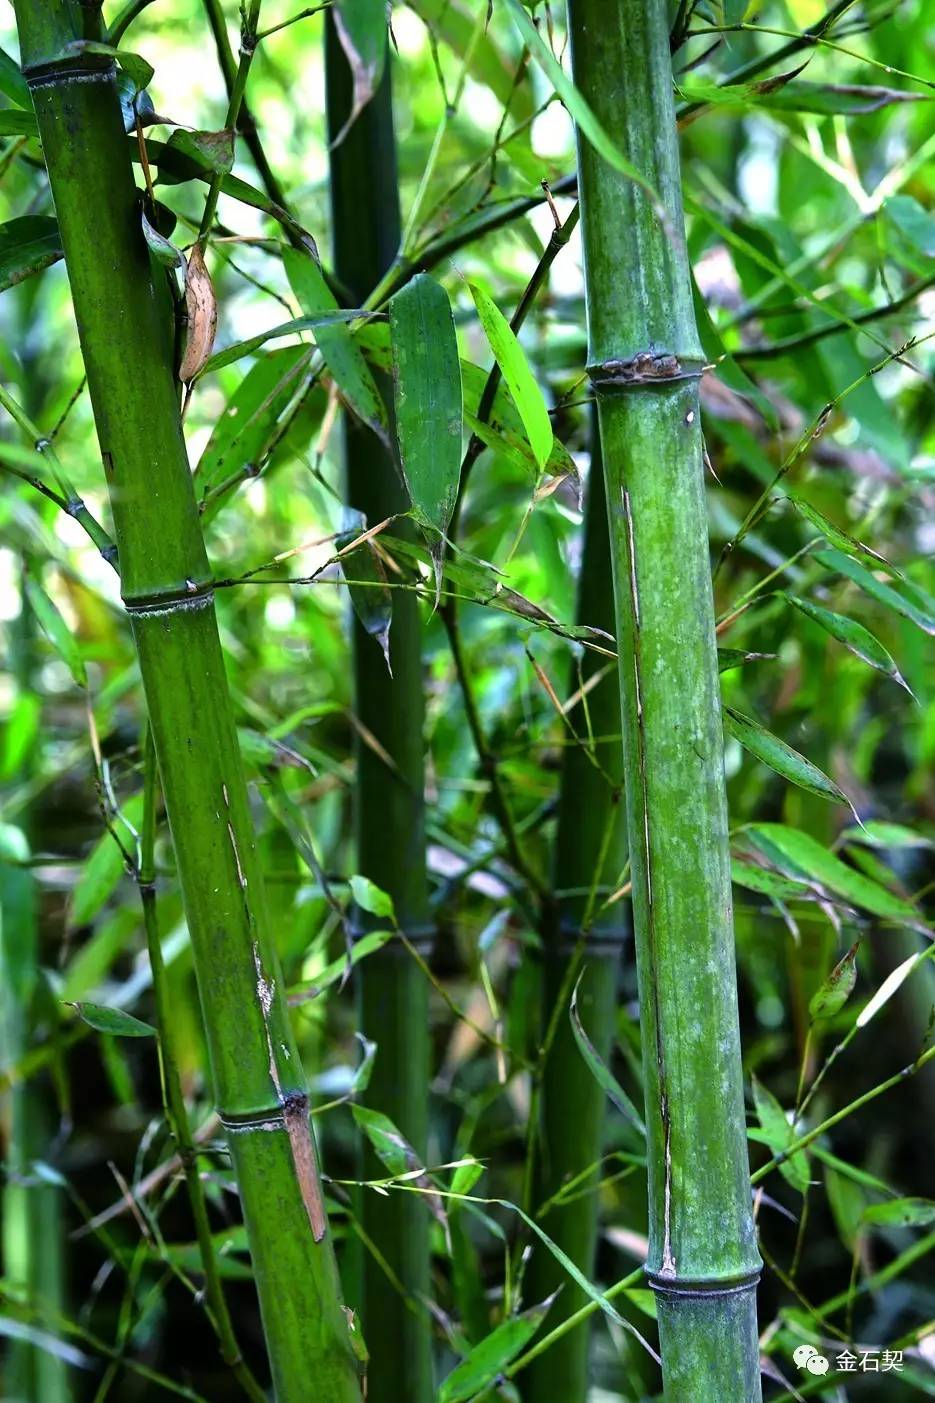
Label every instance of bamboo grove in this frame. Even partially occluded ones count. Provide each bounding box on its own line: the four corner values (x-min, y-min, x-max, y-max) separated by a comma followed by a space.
1, 2, 933, 1401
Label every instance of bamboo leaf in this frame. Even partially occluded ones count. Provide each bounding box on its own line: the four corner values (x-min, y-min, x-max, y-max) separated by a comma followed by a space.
842, 822, 933, 851
65, 40, 154, 93
570, 974, 646, 1137
24, 576, 86, 688
856, 951, 926, 1029
68, 1002, 156, 1038
332, 0, 388, 144
717, 648, 776, 672
0, 45, 30, 108
199, 310, 370, 376
861, 1197, 935, 1228
782, 593, 912, 694
283, 246, 387, 437
506, 0, 661, 211
195, 345, 310, 496
885, 195, 935, 257
724, 707, 851, 808
179, 244, 218, 382
680, 76, 931, 116
809, 942, 859, 1022
166, 127, 234, 175
390, 273, 464, 537
339, 533, 394, 673
789, 497, 897, 576
815, 549, 935, 636
291, 931, 396, 1002
437, 1293, 558, 1403
752, 1077, 810, 1194
141, 210, 184, 270
744, 824, 924, 925
470, 283, 551, 471
0, 109, 38, 137
730, 858, 812, 902
349, 874, 396, 922
0, 216, 63, 291
71, 796, 145, 929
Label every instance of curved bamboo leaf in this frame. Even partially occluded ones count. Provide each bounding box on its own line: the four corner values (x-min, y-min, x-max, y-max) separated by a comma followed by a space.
0, 217, 63, 291
809, 942, 859, 1022
438, 1293, 558, 1403
790, 497, 897, 575
283, 246, 387, 438
470, 283, 551, 471
752, 1077, 809, 1194
744, 824, 924, 925
782, 593, 911, 694
815, 548, 935, 636
724, 707, 851, 808
570, 973, 646, 1137
861, 1197, 935, 1228
390, 273, 464, 535
332, 0, 388, 145
200, 310, 370, 376
195, 344, 310, 496
68, 1002, 156, 1038
24, 576, 86, 688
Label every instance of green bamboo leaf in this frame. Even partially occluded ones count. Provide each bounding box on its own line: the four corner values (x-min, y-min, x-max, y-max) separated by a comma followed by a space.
0, 216, 63, 291
292, 931, 396, 1002
744, 824, 924, 925
724, 707, 851, 808
349, 874, 396, 922
506, 0, 661, 212
332, 0, 388, 144
438, 1293, 558, 1403
0, 109, 38, 137
782, 593, 912, 695
470, 283, 551, 471
815, 549, 935, 636
350, 1034, 378, 1096
730, 858, 812, 902
717, 648, 776, 673
861, 1197, 935, 1228
809, 942, 859, 1022
195, 345, 310, 496
389, 273, 464, 537
68, 1002, 156, 1038
24, 576, 86, 689
752, 1077, 810, 1194
352, 1104, 423, 1179
789, 497, 897, 576
856, 951, 926, 1029
199, 310, 370, 376
283, 246, 387, 438
570, 974, 646, 1137
141, 210, 184, 270
680, 76, 931, 116
0, 45, 30, 108
166, 127, 234, 175
338, 533, 393, 673
885, 195, 935, 257
841, 822, 933, 851
71, 796, 145, 929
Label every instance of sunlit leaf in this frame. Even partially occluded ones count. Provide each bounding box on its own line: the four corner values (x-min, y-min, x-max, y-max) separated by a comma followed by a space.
470, 283, 551, 471
438, 1293, 557, 1403
24, 576, 86, 689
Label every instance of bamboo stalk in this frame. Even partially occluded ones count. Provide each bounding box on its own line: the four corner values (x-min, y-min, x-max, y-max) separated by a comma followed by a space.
13, 6, 360, 1398
565, 1, 763, 1397
324, 18, 433, 1403
523, 435, 629, 1403
1, 570, 70, 1403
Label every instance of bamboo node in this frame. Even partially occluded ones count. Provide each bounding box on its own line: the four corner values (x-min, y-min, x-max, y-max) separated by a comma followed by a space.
589, 352, 703, 390
644, 1266, 762, 1299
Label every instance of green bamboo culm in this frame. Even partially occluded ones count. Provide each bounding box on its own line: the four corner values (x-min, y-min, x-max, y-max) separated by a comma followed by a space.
524, 436, 629, 1403
13, 6, 360, 1399
325, 16, 433, 1403
565, 1, 763, 1398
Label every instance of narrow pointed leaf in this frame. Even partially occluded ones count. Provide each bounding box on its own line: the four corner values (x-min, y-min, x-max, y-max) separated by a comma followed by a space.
68, 1002, 156, 1038
744, 824, 923, 925
752, 1077, 810, 1193
283, 245, 387, 437
339, 534, 393, 672
724, 707, 851, 807
195, 345, 310, 496
438, 1294, 558, 1403
24, 576, 86, 688
809, 942, 859, 1022
790, 497, 896, 575
856, 951, 927, 1029
199, 310, 370, 376
570, 974, 645, 1136
71, 796, 145, 928
782, 593, 911, 693
390, 273, 464, 534
470, 282, 552, 471
815, 549, 935, 636
861, 1197, 935, 1228
0, 216, 63, 290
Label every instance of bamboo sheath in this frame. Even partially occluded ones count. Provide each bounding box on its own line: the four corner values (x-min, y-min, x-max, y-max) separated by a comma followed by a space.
14, 5, 359, 1398
523, 444, 629, 1403
325, 19, 433, 1403
565, 0, 763, 1397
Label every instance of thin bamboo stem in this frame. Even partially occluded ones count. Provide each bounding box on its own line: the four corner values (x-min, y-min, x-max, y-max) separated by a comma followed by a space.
566, 0, 762, 1397
523, 433, 629, 1403
13, 6, 360, 1397
324, 17, 433, 1403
